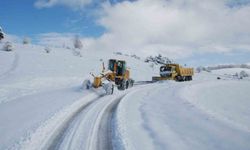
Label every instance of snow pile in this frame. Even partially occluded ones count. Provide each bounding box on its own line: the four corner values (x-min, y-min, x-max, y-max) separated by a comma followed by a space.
181, 80, 250, 132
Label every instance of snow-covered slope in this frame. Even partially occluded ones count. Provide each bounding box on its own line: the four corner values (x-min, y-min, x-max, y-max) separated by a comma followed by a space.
0, 43, 250, 150
115, 74, 250, 150
0, 43, 156, 149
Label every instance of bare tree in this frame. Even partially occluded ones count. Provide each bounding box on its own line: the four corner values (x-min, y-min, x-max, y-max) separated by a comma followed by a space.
3, 42, 13, 51
44, 46, 51, 53
23, 37, 31, 44
0, 27, 4, 42
73, 35, 83, 49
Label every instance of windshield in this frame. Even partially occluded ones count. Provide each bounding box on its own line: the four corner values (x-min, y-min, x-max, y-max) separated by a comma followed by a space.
160, 66, 172, 72
108, 59, 116, 71
116, 61, 126, 76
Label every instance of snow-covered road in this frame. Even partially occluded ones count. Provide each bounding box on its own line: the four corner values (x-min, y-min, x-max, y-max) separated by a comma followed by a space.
43, 93, 126, 150
11, 88, 135, 150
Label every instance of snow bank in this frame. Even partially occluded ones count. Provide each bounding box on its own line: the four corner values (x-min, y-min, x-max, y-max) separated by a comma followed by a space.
116, 79, 250, 150
181, 80, 250, 132
13, 93, 100, 150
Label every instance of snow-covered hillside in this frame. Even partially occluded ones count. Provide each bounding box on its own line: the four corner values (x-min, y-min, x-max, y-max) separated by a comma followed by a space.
0, 43, 250, 150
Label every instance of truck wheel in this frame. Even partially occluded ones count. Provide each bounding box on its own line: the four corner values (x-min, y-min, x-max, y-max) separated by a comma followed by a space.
126, 80, 129, 89
118, 80, 126, 90
176, 76, 182, 82
130, 79, 134, 87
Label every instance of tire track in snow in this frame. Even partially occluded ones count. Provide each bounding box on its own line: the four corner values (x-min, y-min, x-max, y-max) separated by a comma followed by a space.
95, 95, 123, 150
45, 98, 100, 150
17, 93, 102, 150
17, 90, 128, 150
49, 94, 126, 150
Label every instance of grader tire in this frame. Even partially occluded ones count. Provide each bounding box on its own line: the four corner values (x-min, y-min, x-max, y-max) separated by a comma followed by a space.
118, 80, 126, 90
126, 81, 129, 89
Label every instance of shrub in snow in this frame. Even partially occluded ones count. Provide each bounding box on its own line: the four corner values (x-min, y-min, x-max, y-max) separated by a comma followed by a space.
131, 54, 140, 60
196, 67, 203, 73
3, 42, 13, 51
72, 49, 82, 57
44, 47, 51, 53
66, 46, 71, 50
0, 27, 4, 41
114, 52, 122, 55
234, 72, 243, 79
23, 37, 31, 44
149, 63, 155, 69
74, 35, 83, 49
196, 66, 211, 73
240, 71, 249, 78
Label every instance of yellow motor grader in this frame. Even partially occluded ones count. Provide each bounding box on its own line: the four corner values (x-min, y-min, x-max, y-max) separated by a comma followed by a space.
83, 59, 134, 94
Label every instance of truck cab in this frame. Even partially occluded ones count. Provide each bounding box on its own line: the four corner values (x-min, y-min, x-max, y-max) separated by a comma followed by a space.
160, 65, 176, 77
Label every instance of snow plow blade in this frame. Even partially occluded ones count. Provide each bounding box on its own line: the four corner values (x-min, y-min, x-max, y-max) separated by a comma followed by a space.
152, 76, 171, 81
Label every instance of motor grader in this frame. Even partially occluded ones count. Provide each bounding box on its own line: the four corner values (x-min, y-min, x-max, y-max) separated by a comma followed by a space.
152, 63, 194, 82
83, 59, 134, 94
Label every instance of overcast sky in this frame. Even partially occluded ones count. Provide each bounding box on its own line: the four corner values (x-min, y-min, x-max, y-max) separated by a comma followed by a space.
1, 0, 250, 65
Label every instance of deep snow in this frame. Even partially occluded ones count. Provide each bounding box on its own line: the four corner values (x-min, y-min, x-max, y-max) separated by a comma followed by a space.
0, 43, 250, 150
115, 80, 250, 150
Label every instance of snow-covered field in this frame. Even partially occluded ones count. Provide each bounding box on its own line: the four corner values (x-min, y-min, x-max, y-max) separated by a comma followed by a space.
0, 43, 250, 150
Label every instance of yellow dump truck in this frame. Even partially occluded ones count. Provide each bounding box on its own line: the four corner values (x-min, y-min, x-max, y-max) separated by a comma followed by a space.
152, 64, 194, 81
